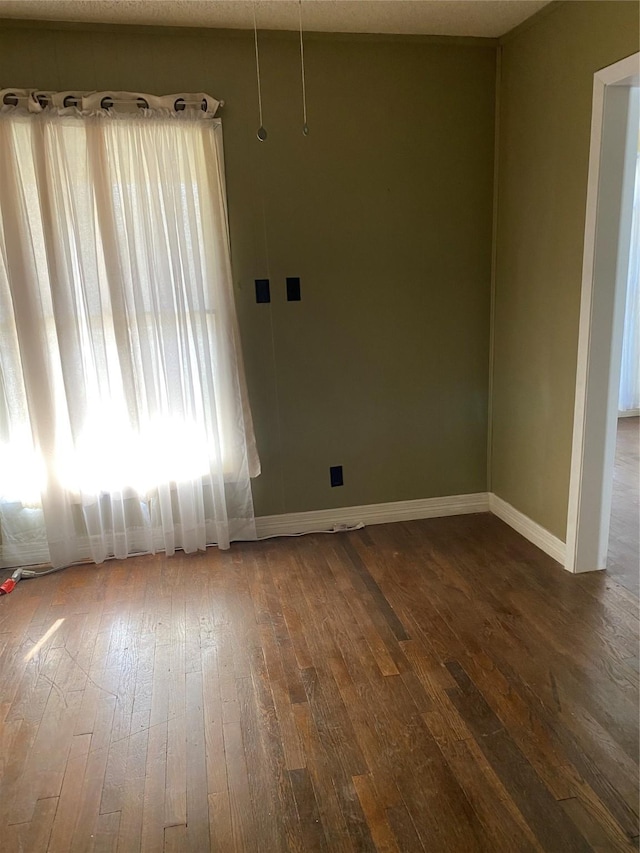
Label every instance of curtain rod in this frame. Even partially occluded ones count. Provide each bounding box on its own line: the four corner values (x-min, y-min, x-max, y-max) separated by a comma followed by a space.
0, 88, 223, 115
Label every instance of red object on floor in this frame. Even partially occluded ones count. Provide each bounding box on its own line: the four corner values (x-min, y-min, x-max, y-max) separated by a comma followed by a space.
0, 578, 17, 595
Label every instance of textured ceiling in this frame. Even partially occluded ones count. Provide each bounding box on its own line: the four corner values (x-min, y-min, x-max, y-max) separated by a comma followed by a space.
0, 0, 552, 38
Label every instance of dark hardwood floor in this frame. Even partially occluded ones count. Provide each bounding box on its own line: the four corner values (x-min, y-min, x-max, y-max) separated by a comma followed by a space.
608, 416, 640, 596
0, 513, 638, 852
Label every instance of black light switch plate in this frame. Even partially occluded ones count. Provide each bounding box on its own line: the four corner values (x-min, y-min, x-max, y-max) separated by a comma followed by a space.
330, 465, 343, 487
286, 277, 301, 301
255, 279, 270, 303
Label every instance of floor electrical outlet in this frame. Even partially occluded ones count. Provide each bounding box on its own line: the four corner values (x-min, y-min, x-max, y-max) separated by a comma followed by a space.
330, 465, 343, 487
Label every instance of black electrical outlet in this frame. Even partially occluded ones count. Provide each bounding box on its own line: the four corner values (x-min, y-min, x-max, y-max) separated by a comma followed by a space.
286, 277, 301, 301
255, 279, 270, 303
330, 465, 343, 487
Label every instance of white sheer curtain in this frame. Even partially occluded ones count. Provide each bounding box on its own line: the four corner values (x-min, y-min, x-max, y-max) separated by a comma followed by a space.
619, 147, 640, 415
0, 92, 259, 570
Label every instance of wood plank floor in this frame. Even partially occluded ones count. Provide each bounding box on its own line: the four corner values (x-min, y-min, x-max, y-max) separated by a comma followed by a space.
608, 416, 640, 596
0, 513, 638, 852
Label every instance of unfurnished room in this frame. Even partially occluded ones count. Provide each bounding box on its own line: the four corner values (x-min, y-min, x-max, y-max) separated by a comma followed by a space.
0, 1, 638, 851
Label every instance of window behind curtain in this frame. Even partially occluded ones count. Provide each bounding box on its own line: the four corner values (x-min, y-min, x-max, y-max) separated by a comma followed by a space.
0, 106, 259, 569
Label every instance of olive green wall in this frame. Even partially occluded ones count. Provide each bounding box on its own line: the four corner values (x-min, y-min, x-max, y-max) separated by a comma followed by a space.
491, 1, 639, 540
0, 21, 496, 517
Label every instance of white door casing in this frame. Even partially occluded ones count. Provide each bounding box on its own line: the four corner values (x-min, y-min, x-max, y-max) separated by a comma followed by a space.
566, 53, 639, 574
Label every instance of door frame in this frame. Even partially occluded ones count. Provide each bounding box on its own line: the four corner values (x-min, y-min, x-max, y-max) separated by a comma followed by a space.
565, 52, 639, 574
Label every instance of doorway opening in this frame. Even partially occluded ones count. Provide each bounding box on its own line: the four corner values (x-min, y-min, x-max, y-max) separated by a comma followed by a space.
566, 53, 639, 576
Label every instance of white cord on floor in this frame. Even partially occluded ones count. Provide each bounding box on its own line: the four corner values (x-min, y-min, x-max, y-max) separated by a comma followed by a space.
256, 521, 366, 541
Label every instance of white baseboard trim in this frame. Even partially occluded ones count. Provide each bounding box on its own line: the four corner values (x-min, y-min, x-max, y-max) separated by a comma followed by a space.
488, 493, 566, 565
256, 491, 567, 568
256, 492, 490, 539
619, 409, 639, 418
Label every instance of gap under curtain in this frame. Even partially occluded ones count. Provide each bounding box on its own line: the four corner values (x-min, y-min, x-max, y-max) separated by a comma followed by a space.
0, 90, 260, 571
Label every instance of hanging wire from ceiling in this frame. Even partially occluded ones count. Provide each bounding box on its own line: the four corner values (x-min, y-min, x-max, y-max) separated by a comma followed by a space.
253, 2, 267, 141
298, 0, 309, 136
